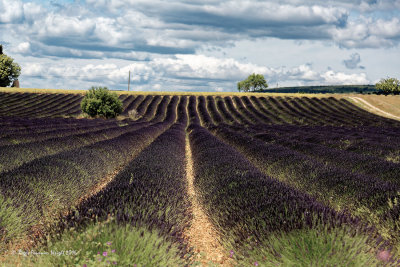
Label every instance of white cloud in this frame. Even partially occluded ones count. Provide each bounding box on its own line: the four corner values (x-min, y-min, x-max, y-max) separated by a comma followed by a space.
12, 42, 31, 54
39, 14, 96, 38
331, 17, 400, 48
18, 55, 371, 91
153, 54, 269, 80
1, 0, 398, 90
285, 64, 320, 81
321, 71, 369, 85
0, 0, 23, 23
22, 62, 45, 76
22, 2, 43, 22
370, 18, 400, 38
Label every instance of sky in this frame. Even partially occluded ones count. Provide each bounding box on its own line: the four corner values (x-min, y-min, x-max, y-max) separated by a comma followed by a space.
0, 0, 399, 92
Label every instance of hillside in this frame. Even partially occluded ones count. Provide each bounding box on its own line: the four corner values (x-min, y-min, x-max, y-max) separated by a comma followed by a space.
1, 89, 400, 266
0, 89, 399, 125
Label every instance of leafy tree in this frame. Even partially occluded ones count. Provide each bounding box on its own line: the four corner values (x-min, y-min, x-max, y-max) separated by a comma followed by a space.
237, 73, 268, 92
0, 45, 21, 87
81, 86, 123, 118
376, 77, 400, 95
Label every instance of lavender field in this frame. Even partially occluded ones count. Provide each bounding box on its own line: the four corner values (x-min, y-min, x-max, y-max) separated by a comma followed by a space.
0, 91, 400, 266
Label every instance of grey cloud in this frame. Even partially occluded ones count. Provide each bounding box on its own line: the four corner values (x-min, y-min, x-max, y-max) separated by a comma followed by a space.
137, 1, 349, 30
3, 0, 400, 61
343, 53, 362, 69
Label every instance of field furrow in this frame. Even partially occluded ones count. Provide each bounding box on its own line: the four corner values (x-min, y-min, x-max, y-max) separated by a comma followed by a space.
232, 96, 264, 124
188, 124, 384, 265
149, 95, 171, 123
21, 123, 192, 266
215, 96, 237, 124
0, 121, 120, 146
0, 122, 150, 173
0, 94, 47, 113
240, 96, 275, 124
0, 121, 171, 247
137, 95, 162, 122
258, 96, 300, 124
208, 124, 400, 243
223, 96, 252, 125
206, 95, 225, 125
230, 124, 400, 185
121, 95, 144, 116
188, 95, 201, 125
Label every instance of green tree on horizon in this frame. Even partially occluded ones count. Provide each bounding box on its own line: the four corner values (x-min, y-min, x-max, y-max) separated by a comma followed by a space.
0, 44, 21, 87
376, 77, 400, 95
237, 73, 268, 92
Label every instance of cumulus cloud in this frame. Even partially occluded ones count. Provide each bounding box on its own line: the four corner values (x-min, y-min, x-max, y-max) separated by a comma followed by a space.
153, 54, 269, 80
321, 71, 369, 85
0, 0, 23, 23
19, 55, 370, 91
1, 0, 395, 90
0, 0, 42, 24
2, 0, 399, 59
11, 42, 31, 54
331, 17, 400, 48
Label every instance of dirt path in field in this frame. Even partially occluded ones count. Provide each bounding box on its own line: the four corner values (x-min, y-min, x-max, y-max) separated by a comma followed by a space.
184, 135, 234, 267
349, 96, 400, 121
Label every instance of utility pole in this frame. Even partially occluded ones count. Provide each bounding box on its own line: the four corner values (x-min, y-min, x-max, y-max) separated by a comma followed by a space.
128, 70, 131, 91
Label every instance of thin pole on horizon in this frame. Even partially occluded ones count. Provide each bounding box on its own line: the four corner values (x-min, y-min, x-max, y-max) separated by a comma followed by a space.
128, 70, 131, 91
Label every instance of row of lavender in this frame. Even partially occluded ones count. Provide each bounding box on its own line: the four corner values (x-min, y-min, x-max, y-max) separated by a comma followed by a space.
0, 95, 184, 172
187, 123, 389, 265
229, 124, 400, 184
56, 123, 192, 265
193, 94, 400, 162
0, 122, 169, 243
19, 101, 191, 265
187, 92, 400, 251
0, 95, 183, 248
0, 93, 167, 119
1, 91, 399, 264
1, 93, 397, 177
0, 92, 83, 118
0, 95, 175, 145
193, 95, 400, 127
205, 123, 400, 246
246, 123, 400, 161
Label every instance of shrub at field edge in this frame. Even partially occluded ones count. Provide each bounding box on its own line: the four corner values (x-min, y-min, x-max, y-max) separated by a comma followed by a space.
81, 87, 122, 118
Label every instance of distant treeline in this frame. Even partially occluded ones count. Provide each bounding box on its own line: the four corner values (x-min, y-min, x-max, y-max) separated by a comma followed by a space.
260, 85, 377, 94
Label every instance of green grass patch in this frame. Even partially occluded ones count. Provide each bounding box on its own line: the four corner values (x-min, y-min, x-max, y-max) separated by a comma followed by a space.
235, 224, 381, 267
5, 218, 186, 267
0, 194, 27, 245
